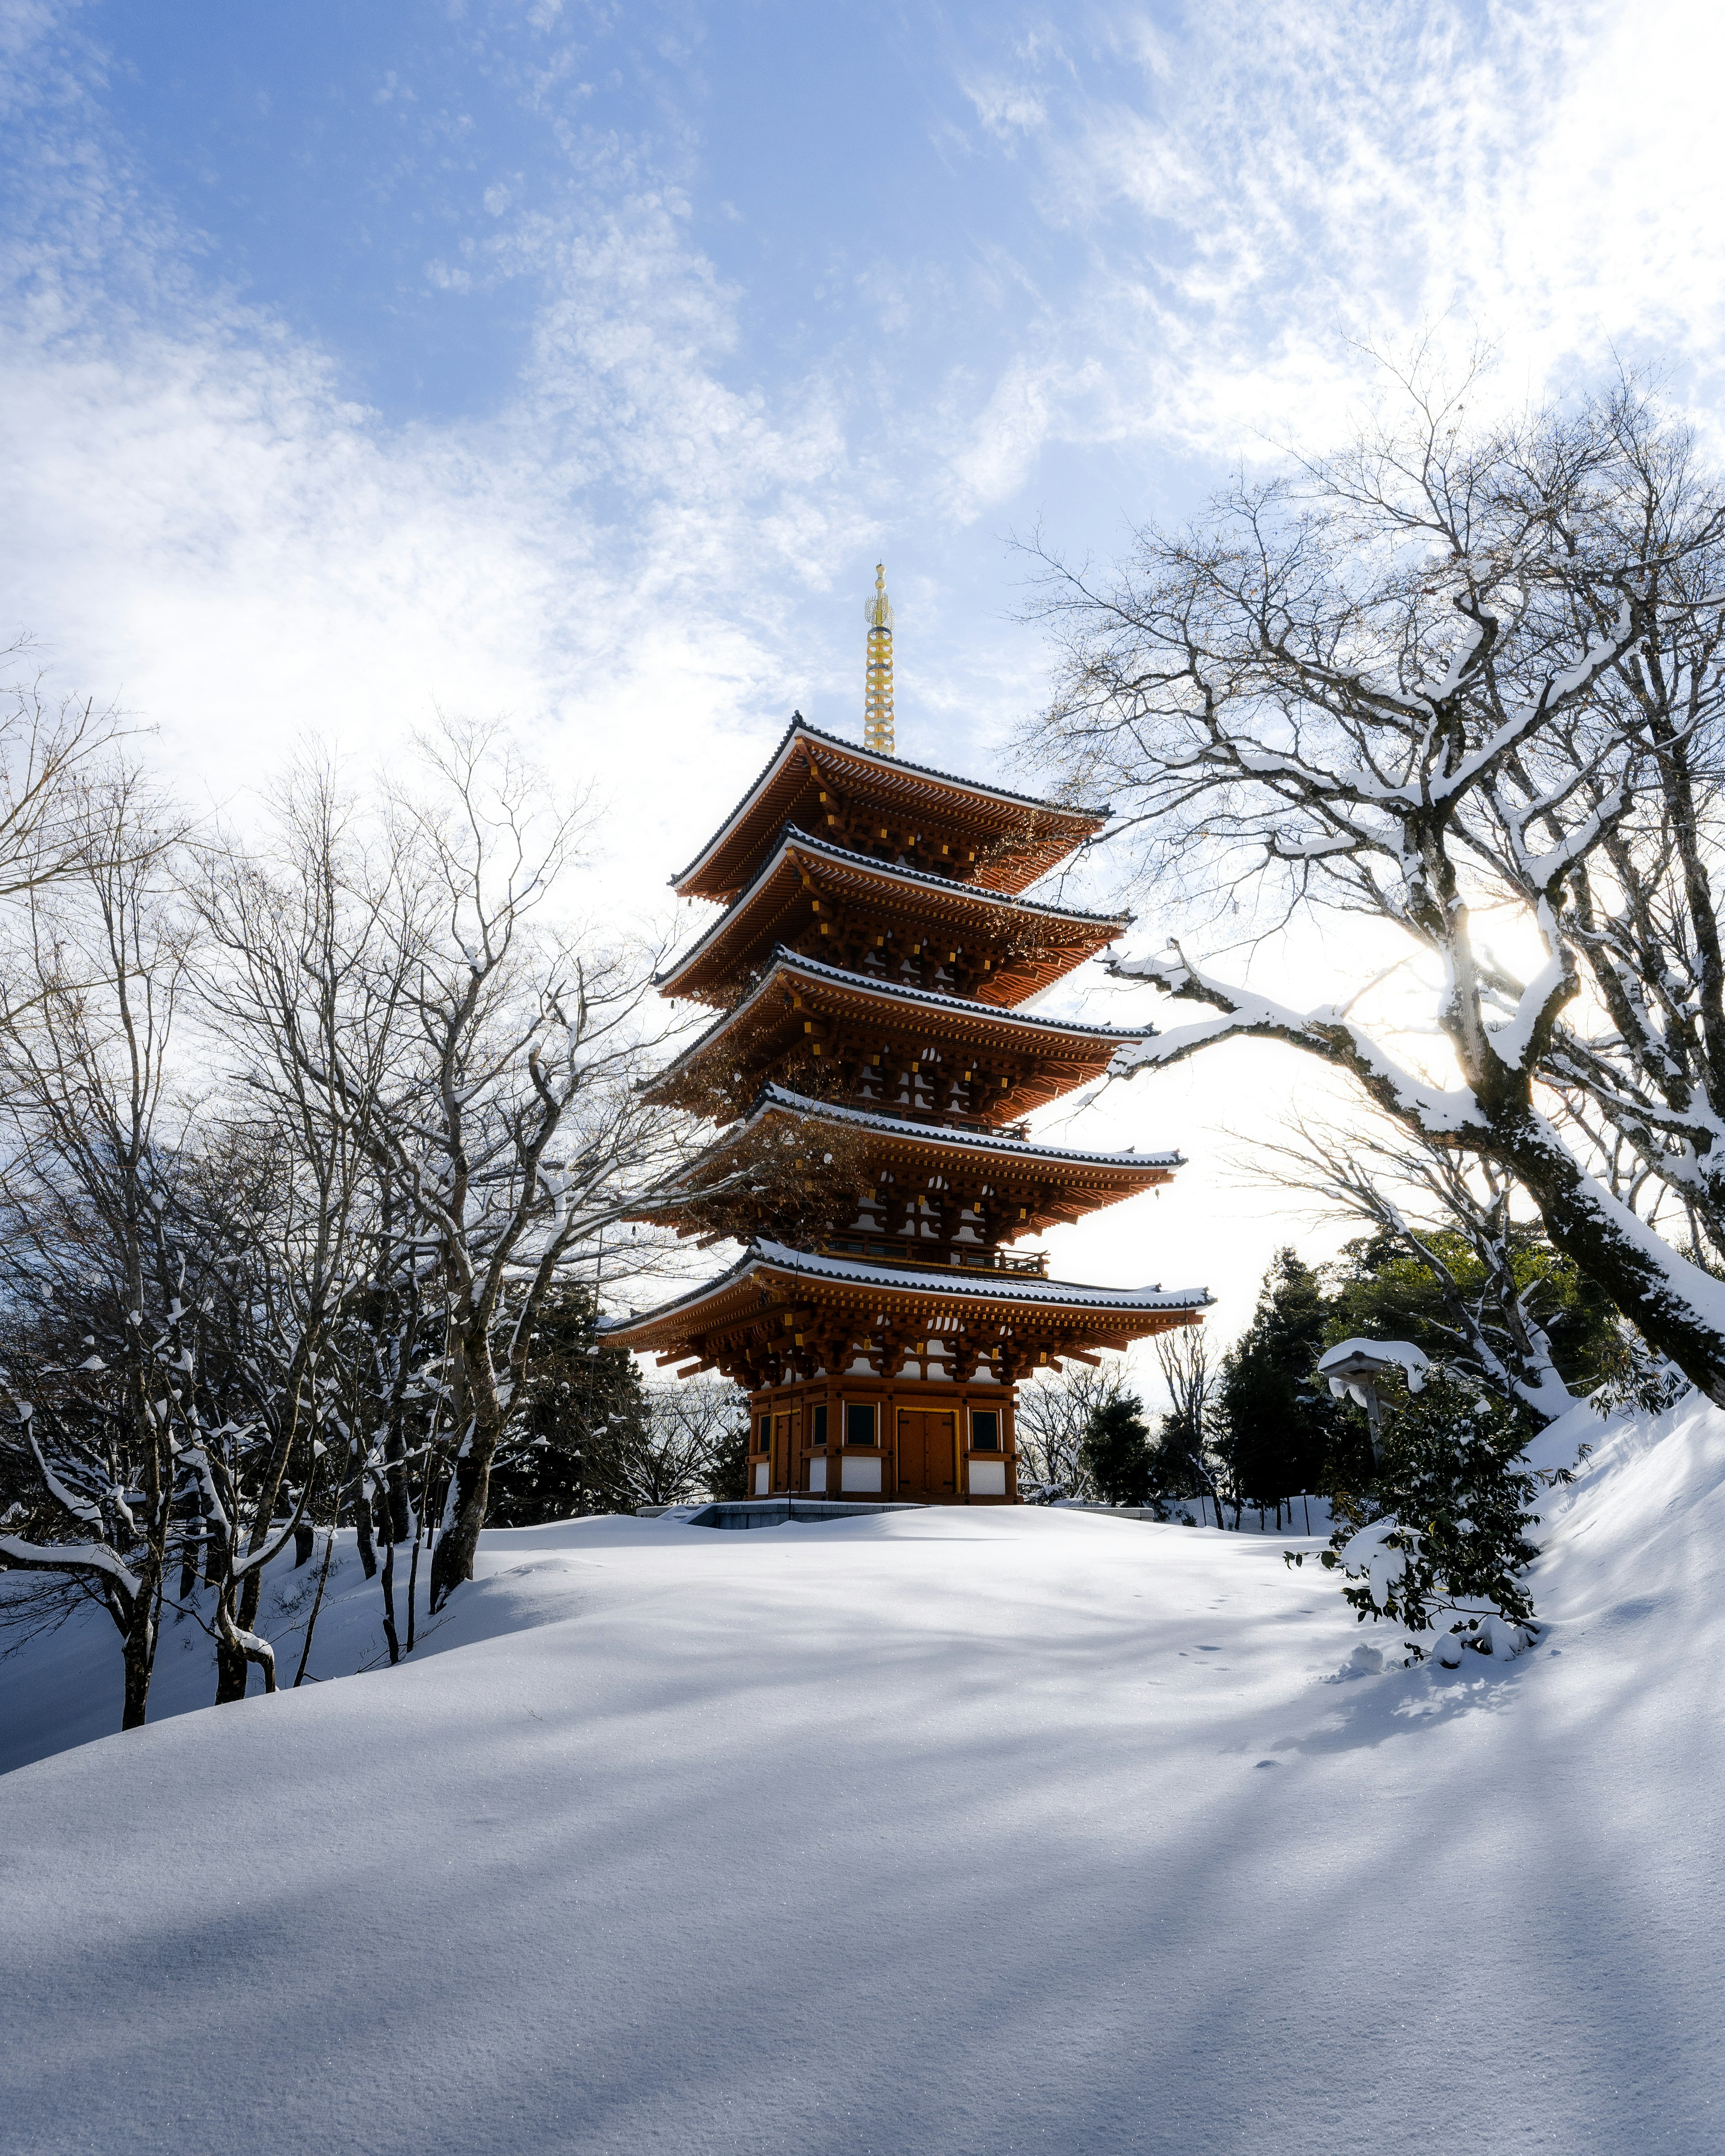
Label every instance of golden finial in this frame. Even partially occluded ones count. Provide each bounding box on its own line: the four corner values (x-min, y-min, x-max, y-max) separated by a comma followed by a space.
864, 561, 895, 756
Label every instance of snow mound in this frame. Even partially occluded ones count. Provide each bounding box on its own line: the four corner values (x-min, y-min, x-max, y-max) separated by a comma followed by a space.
4, 1403, 1725, 2154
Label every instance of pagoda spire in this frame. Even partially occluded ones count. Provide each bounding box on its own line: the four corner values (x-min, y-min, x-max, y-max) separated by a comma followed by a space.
864, 561, 895, 755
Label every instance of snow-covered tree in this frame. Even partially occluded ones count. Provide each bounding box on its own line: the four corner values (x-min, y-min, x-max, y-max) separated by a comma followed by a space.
0, 769, 199, 1726
1299, 1369, 1563, 1662
1255, 1113, 1619, 1422
1026, 363, 1725, 1403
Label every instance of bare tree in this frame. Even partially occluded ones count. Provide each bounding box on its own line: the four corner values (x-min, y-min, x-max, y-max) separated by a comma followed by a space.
1014, 1364, 1129, 1499
0, 642, 130, 899
361, 725, 690, 1608
1024, 359, 1725, 1401
0, 715, 739, 1735
0, 769, 197, 1727
191, 762, 425, 1698
624, 1378, 747, 1507
1154, 1328, 1231, 1524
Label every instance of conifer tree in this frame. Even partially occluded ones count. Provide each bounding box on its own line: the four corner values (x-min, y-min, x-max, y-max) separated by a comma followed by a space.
1216, 1249, 1343, 1508
484, 1285, 650, 1524
1081, 1392, 1155, 1507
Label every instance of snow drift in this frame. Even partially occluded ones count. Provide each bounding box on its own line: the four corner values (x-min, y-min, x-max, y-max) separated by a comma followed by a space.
3, 1396, 1723, 2154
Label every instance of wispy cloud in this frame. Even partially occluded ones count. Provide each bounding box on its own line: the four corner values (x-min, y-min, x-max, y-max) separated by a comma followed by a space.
0, 6, 880, 920
925, 0, 1725, 486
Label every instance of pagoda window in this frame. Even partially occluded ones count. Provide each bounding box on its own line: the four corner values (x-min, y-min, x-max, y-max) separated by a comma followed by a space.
844, 1402, 877, 1447
756, 1414, 771, 1453
810, 1403, 828, 1448
969, 1409, 1001, 1451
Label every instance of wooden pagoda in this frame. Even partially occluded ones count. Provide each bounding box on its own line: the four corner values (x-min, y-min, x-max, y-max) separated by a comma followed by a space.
605, 569, 1208, 1503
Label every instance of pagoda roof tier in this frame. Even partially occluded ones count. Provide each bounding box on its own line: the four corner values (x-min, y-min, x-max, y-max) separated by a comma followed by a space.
601, 1238, 1210, 1375
643, 950, 1149, 1122
655, 829, 1129, 1008
669, 717, 1109, 902
747, 1085, 1182, 1175
645, 1086, 1181, 1239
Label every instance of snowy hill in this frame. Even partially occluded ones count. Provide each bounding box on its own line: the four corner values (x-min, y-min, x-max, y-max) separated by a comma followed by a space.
4, 1401, 1724, 2155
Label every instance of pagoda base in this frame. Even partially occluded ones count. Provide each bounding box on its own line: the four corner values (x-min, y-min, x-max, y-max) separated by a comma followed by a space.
745, 1374, 1019, 1505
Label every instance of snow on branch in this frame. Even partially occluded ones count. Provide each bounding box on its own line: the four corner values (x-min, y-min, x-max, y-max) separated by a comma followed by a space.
0, 1533, 142, 1598
1106, 946, 1486, 1139
21, 1421, 105, 1529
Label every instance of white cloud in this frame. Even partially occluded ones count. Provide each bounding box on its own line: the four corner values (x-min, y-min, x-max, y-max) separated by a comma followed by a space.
933, 0, 1725, 476
9, 0, 1725, 1341
963, 75, 1048, 141
0, 17, 878, 934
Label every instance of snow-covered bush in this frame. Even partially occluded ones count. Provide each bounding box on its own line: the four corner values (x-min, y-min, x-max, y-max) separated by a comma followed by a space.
1590, 1321, 1693, 1420
1289, 1371, 1575, 1661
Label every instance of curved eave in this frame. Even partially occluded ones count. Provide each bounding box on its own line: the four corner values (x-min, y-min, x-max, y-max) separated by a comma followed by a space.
601, 1238, 1211, 1352
655, 829, 1129, 1007
664, 1085, 1182, 1186
668, 719, 1110, 901
643, 949, 1150, 1116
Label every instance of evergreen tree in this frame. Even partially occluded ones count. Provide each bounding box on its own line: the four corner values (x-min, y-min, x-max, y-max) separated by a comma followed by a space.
485, 1285, 650, 1524
705, 1416, 750, 1500
1298, 1371, 1575, 1661
1216, 1249, 1343, 1507
1081, 1392, 1154, 1507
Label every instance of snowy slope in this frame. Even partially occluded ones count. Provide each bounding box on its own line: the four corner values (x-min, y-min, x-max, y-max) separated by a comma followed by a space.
4, 1402, 1723, 2156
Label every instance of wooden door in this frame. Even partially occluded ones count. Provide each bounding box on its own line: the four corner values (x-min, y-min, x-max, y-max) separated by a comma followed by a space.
897, 1410, 957, 1499
773, 1412, 793, 1493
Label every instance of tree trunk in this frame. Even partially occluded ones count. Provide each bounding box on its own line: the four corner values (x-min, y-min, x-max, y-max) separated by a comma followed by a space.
378, 1529, 401, 1666
293, 1529, 336, 1688
429, 1448, 491, 1609
354, 1482, 378, 1580
121, 1608, 155, 1730
384, 1431, 412, 1544
215, 1634, 249, 1704
1500, 1109, 1725, 1405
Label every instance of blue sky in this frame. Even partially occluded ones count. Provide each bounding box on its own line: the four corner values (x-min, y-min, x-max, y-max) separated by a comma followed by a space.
5, 0, 1725, 1334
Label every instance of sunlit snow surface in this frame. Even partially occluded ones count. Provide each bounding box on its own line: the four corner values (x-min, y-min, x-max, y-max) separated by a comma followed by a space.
4, 1400, 1723, 2154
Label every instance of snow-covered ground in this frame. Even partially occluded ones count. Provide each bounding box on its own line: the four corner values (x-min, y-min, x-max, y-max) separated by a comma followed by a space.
4, 1400, 1722, 2155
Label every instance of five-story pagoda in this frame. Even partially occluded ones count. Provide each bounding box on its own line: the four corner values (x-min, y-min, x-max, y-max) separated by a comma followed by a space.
606, 566, 1208, 1502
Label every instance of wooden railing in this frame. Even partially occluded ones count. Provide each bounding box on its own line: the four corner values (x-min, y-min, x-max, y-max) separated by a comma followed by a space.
821, 1238, 1050, 1278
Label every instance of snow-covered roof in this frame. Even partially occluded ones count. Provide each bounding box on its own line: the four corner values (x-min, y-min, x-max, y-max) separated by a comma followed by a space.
669, 716, 1110, 896
655, 826, 1129, 996
776, 949, 1146, 1032
1317, 1338, 1431, 1392
752, 1239, 1209, 1309
602, 1237, 1210, 1337
744, 1084, 1182, 1171
654, 946, 1150, 1083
